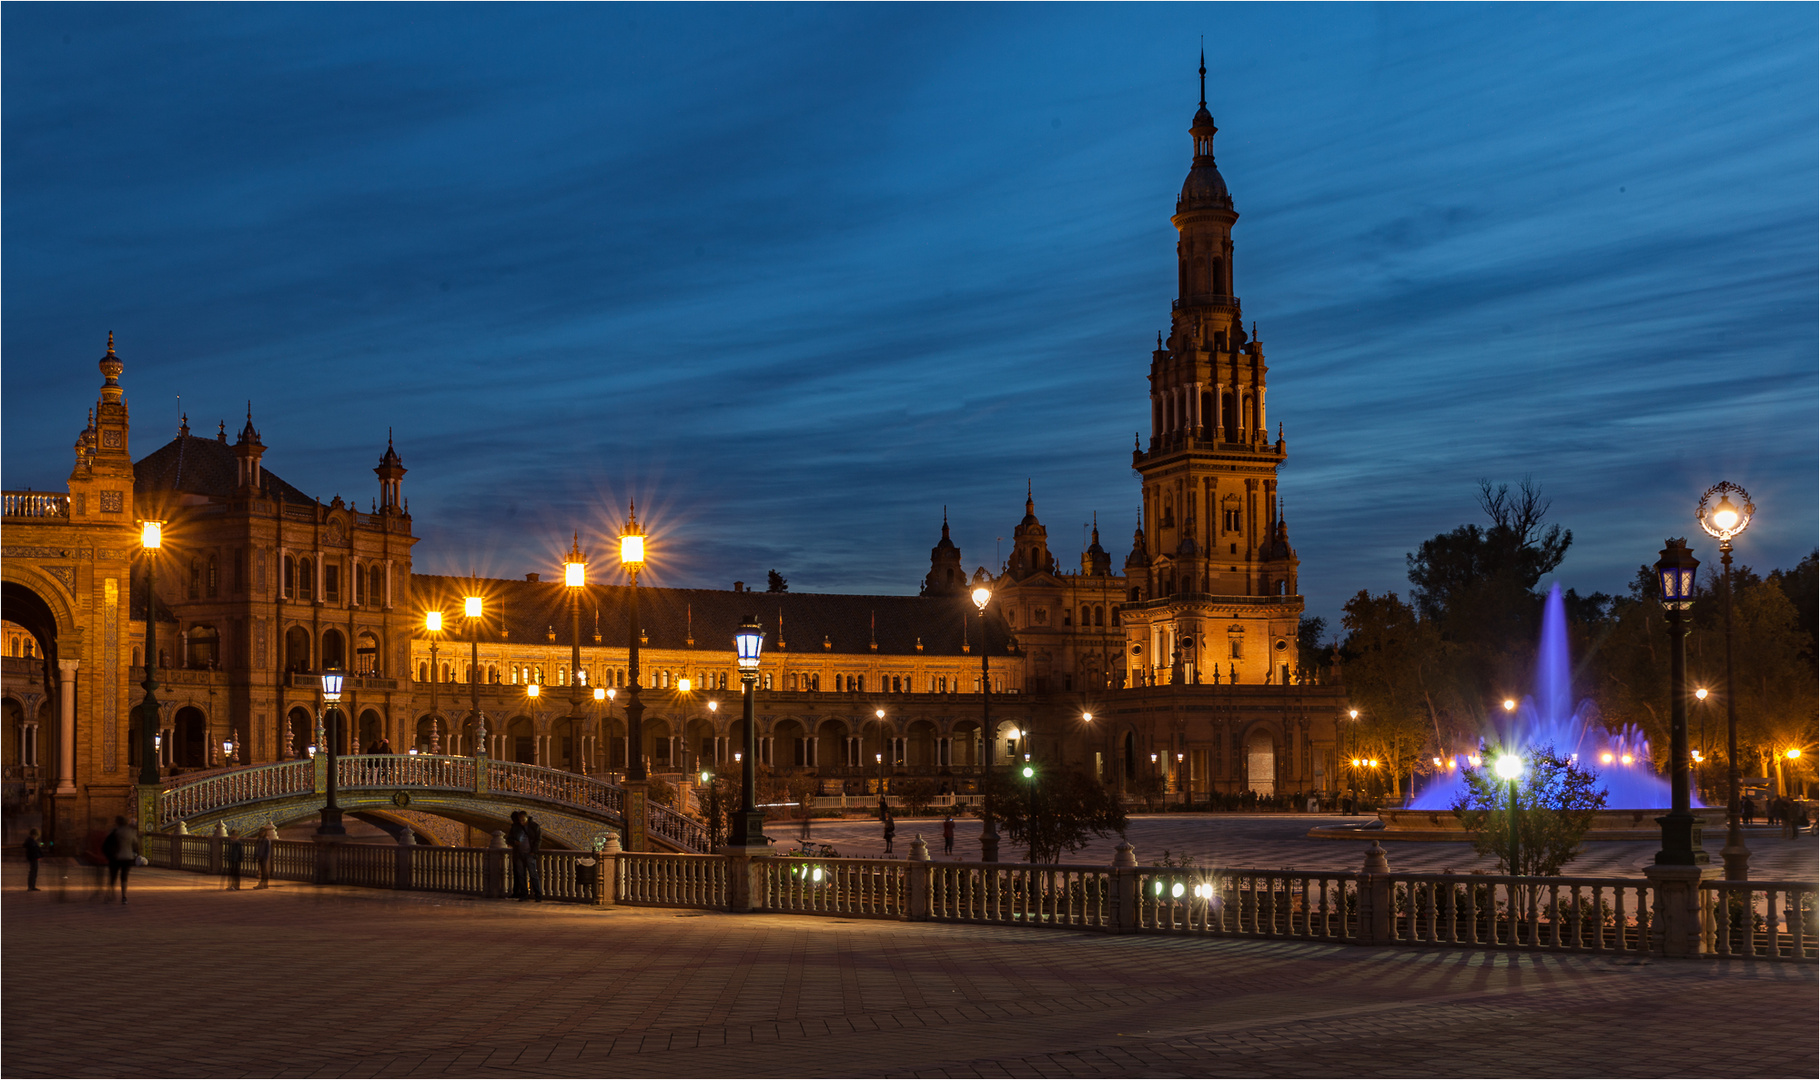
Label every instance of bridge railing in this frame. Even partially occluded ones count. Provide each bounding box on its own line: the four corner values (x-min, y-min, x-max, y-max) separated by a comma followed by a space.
3, 491, 70, 519
619, 853, 727, 908
158, 760, 315, 827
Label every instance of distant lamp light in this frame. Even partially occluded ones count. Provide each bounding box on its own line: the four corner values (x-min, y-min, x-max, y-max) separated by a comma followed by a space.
734, 618, 764, 672
1787, 748, 1803, 760
700, 771, 710, 784
307, 744, 317, 758
1695, 687, 1708, 701
526, 683, 540, 699
876, 708, 885, 719
619, 518, 645, 571
1620, 753, 1633, 765
1022, 765, 1034, 779
464, 596, 482, 619
1348, 709, 1359, 721
1433, 757, 1444, 767
322, 671, 345, 703
425, 611, 442, 633
1692, 750, 1705, 763
1082, 712, 1093, 723
1494, 754, 1523, 781
564, 537, 587, 588
1601, 752, 1615, 764
971, 585, 991, 613
1502, 699, 1517, 713
707, 700, 718, 712
140, 520, 164, 550
606, 688, 617, 702
593, 687, 606, 702
677, 677, 691, 694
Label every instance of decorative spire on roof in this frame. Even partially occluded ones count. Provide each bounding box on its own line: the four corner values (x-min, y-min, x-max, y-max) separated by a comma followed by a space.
178, 413, 190, 438
98, 331, 125, 404
1199, 40, 1206, 108
217, 419, 227, 442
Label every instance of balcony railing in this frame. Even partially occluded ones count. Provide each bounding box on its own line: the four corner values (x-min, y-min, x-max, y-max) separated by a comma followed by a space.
2, 492, 70, 519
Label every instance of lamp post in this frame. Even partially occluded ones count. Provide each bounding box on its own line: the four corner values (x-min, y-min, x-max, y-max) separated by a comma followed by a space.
1653, 539, 1706, 865
425, 610, 444, 753
874, 706, 888, 799
1345, 708, 1360, 814
463, 595, 486, 759
564, 535, 587, 774
616, 505, 649, 850
592, 686, 607, 773
729, 616, 768, 849
136, 520, 164, 802
1698, 481, 1754, 881
316, 670, 347, 835
971, 584, 999, 862
1495, 752, 1523, 874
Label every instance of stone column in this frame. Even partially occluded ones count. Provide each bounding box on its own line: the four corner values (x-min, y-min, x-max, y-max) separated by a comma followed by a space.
56, 659, 78, 794
394, 826, 415, 891
1643, 864, 1714, 956
1110, 840, 1139, 933
1356, 841, 1391, 944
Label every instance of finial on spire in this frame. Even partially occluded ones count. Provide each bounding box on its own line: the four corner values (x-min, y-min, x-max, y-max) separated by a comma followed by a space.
1199, 40, 1206, 108
1157, 331, 1164, 350
178, 412, 189, 437
107, 330, 115, 354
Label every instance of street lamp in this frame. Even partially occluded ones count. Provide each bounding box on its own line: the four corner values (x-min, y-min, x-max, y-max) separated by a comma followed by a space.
463, 594, 487, 759
592, 685, 607, 772
1698, 481, 1754, 880
564, 534, 588, 774
620, 504, 647, 787
317, 670, 347, 835
1653, 538, 1706, 866
424, 610, 445, 753
1502, 699, 1517, 713
874, 706, 889, 798
136, 520, 165, 792
972, 584, 999, 862
1494, 753, 1523, 875
729, 616, 767, 849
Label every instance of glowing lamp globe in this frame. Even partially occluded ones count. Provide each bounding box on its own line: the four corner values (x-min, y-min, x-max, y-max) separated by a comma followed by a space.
1494, 754, 1524, 781
1655, 538, 1701, 610
734, 617, 764, 672
322, 671, 344, 703
425, 611, 442, 633
971, 585, 991, 613
140, 520, 164, 549
526, 683, 539, 699
464, 596, 482, 619
593, 687, 606, 702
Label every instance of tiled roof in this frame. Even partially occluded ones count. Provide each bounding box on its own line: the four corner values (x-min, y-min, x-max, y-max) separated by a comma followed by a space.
134, 434, 316, 505
410, 574, 1014, 660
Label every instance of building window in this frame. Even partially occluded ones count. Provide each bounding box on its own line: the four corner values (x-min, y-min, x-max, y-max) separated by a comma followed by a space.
298, 558, 313, 602
1223, 508, 1241, 532
418, 661, 428, 682
1229, 638, 1242, 660
354, 565, 366, 606
324, 563, 339, 603
188, 559, 200, 600
370, 565, 385, 607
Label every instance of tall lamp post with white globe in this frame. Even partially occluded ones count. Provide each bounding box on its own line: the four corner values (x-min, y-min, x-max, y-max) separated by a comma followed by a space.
1698, 481, 1754, 881
972, 584, 999, 863
1653, 538, 1706, 866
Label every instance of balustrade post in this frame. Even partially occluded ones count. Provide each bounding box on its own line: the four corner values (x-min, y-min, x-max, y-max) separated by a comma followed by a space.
1110, 841, 1139, 934
208, 820, 227, 875
591, 834, 621, 907
1642, 864, 1712, 957
313, 751, 327, 795
1357, 841, 1391, 945
395, 827, 415, 891
907, 835, 931, 921
170, 821, 189, 869
483, 830, 507, 898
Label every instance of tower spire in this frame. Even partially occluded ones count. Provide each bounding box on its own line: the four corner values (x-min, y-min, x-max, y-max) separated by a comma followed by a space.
1199, 39, 1206, 108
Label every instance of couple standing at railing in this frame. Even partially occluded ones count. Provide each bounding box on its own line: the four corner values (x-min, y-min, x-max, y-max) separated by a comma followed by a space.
506, 810, 544, 901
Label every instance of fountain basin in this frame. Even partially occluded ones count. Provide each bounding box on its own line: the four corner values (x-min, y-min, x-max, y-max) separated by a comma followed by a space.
1308, 808, 1702, 842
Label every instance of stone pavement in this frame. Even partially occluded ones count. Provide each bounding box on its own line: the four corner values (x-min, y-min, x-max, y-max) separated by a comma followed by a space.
798, 813, 1820, 879
5, 863, 1814, 1078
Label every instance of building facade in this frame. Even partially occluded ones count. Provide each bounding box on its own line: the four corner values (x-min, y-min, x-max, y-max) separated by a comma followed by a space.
2, 85, 1346, 845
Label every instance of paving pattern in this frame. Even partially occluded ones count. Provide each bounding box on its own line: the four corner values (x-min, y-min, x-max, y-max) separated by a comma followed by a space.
6, 862, 1815, 1078
794, 813, 1820, 879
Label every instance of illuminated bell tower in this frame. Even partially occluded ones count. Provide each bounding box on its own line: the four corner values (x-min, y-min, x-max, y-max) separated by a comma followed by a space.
1123, 58, 1301, 688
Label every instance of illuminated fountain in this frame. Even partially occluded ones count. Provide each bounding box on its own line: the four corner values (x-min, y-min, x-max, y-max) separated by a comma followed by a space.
1346, 585, 1691, 841
1408, 584, 1685, 811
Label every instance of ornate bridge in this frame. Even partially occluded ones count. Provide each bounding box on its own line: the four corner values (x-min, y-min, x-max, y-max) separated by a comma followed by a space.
155, 755, 711, 852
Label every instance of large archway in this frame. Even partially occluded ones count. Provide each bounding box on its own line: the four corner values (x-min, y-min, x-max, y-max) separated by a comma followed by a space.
172, 705, 208, 769
1246, 728, 1276, 796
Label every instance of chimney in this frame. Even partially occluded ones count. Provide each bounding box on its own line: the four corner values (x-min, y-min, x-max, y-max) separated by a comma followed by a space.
733, 581, 744, 593
525, 573, 540, 583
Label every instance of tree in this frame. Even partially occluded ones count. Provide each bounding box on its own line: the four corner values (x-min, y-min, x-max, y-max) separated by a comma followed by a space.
1339, 590, 1443, 797
977, 767, 1127, 864
1296, 615, 1328, 676
1452, 746, 1607, 876
892, 775, 939, 816
766, 570, 788, 593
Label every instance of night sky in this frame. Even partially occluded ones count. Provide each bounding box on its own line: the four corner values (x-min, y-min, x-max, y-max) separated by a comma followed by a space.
5, 5, 1814, 629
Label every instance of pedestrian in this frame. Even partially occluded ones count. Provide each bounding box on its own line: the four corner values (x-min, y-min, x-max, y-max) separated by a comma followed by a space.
1742, 796, 1757, 825
882, 811, 896, 856
942, 815, 955, 856
225, 829, 245, 890
23, 827, 44, 891
102, 816, 138, 903
800, 796, 813, 842
254, 825, 274, 889
507, 811, 543, 901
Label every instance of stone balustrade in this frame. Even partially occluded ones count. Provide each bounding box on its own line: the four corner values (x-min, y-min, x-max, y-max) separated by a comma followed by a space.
2, 491, 70, 519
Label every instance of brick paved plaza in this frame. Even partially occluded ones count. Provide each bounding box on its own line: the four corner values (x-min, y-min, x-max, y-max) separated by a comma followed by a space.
5, 861, 1814, 1079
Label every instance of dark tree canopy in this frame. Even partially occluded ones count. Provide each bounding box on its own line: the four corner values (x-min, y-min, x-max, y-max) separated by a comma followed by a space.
766, 570, 788, 593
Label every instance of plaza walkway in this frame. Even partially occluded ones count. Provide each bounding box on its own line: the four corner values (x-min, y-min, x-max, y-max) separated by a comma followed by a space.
5, 863, 1813, 1078
799, 813, 1820, 879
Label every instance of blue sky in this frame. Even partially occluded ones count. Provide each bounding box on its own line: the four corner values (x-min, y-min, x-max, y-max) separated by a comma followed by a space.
5, 4, 1814, 629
